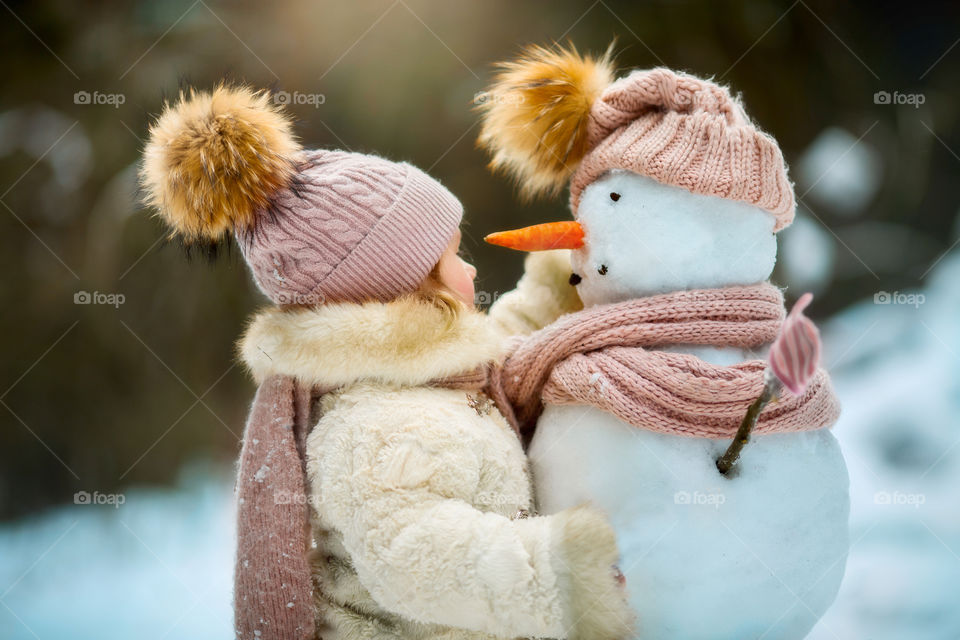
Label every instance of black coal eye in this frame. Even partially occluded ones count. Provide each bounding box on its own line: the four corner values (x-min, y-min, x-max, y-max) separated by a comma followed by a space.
610, 192, 621, 202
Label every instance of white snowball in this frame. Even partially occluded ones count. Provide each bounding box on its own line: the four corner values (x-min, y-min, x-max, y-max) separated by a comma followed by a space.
530, 404, 849, 640
571, 172, 778, 307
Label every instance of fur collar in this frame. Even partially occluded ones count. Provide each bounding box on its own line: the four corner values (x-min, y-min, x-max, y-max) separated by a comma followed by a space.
239, 297, 503, 388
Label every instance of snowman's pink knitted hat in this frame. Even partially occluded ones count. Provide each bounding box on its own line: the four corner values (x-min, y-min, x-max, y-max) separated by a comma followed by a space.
572, 68, 795, 230
141, 85, 462, 305
478, 45, 796, 232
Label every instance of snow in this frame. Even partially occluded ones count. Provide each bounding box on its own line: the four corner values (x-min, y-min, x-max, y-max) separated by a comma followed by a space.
530, 404, 849, 640
571, 172, 778, 306
0, 465, 234, 639
806, 251, 960, 640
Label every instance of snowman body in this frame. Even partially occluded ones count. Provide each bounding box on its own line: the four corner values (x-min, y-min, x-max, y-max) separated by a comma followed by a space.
528, 172, 850, 639
529, 379, 849, 639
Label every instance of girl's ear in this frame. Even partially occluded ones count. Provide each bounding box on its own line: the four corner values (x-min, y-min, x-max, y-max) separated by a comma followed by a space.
476, 43, 615, 200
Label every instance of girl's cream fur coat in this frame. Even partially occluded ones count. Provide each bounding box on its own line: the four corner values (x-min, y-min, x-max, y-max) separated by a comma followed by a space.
240, 252, 633, 640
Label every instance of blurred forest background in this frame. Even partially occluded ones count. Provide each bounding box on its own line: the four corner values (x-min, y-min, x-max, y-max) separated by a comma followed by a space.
1, 1, 959, 637
4, 0, 958, 520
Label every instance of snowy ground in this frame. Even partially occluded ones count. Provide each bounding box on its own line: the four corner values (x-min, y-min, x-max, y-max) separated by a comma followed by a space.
0, 465, 235, 639
2, 256, 958, 639
807, 252, 960, 640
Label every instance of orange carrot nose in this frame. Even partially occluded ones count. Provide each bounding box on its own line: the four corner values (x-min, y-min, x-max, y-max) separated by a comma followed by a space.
484, 220, 585, 251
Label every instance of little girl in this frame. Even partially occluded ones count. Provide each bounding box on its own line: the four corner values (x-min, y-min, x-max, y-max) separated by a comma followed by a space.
141, 85, 632, 640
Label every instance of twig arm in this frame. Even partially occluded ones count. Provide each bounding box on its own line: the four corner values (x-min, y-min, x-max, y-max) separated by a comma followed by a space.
716, 373, 781, 476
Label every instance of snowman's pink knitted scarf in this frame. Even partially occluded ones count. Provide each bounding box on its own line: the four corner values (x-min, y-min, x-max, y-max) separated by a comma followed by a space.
488, 283, 840, 438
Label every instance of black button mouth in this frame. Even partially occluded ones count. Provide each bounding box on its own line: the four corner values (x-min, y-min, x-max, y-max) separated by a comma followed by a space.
598, 264, 608, 276
569, 272, 582, 286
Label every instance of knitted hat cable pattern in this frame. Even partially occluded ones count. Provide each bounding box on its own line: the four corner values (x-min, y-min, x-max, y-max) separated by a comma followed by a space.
141, 85, 463, 306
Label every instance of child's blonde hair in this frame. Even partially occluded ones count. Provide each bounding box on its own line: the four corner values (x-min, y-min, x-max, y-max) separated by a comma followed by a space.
415, 262, 468, 319
279, 262, 467, 316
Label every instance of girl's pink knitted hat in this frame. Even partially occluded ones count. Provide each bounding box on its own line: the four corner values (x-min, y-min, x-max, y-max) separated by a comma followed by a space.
237, 150, 461, 305
140, 85, 462, 305
478, 45, 796, 231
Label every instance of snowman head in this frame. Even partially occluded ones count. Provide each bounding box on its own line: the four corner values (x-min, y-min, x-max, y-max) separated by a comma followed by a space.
571, 170, 777, 306
477, 45, 796, 302
484, 170, 778, 306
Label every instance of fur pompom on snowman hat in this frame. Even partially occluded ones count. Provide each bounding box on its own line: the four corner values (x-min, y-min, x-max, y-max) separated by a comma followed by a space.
477, 44, 796, 231
476, 43, 615, 199
140, 84, 462, 305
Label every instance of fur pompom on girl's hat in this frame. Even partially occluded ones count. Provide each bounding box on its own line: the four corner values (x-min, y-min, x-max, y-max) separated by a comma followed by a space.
141, 84, 463, 305
477, 44, 796, 231
141, 85, 303, 242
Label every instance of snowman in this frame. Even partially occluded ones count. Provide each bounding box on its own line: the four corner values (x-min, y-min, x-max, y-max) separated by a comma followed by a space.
479, 46, 849, 639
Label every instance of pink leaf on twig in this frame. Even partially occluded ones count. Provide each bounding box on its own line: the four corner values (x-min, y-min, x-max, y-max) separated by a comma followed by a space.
769, 292, 821, 396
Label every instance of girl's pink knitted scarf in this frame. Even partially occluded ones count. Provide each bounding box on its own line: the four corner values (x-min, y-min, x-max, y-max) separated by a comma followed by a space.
489, 283, 840, 438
